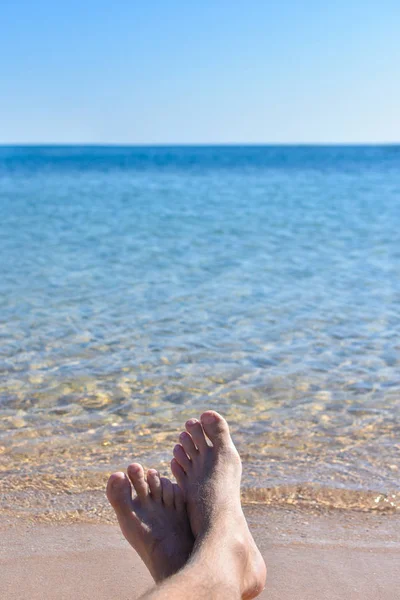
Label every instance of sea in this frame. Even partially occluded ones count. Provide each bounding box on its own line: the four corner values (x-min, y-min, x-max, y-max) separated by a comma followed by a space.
0, 145, 399, 516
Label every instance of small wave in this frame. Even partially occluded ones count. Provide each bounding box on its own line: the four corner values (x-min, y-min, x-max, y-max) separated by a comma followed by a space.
241, 484, 399, 511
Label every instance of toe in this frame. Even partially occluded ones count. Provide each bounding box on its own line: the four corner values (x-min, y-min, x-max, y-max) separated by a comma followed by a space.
173, 483, 185, 512
173, 443, 191, 472
106, 472, 134, 515
179, 431, 198, 460
127, 463, 149, 501
200, 411, 231, 448
185, 419, 208, 452
147, 469, 162, 502
160, 476, 174, 508
171, 457, 186, 489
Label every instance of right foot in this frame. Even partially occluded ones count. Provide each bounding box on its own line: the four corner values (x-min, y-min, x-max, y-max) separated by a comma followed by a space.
171, 410, 267, 599
107, 463, 194, 582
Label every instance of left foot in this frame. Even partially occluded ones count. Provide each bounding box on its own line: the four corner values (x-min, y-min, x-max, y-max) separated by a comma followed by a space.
107, 463, 194, 582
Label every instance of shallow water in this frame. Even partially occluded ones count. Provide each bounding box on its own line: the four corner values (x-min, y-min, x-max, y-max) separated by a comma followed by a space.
1, 146, 399, 514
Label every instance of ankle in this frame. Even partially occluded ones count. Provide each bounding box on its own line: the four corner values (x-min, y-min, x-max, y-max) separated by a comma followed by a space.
194, 527, 247, 571
198, 529, 266, 600
188, 539, 243, 597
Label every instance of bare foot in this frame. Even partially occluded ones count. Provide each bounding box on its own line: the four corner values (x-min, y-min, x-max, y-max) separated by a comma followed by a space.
171, 411, 267, 599
107, 463, 194, 582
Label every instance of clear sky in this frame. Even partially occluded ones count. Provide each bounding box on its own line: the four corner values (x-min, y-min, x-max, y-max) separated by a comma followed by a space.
1, 1, 399, 144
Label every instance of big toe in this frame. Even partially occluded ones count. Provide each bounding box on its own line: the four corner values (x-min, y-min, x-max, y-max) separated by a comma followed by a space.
106, 472, 134, 515
200, 411, 232, 448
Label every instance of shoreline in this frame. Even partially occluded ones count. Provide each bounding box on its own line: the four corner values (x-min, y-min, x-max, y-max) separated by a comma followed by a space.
1, 472, 398, 526
1, 483, 397, 526
2, 506, 399, 599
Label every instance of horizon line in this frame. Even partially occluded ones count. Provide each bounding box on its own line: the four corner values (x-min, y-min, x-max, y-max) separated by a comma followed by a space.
1, 142, 400, 148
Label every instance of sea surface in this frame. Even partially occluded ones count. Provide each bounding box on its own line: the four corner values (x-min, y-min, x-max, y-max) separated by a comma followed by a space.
1, 145, 399, 516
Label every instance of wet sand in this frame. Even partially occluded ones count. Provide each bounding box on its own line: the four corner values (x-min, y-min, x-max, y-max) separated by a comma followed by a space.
1, 506, 399, 600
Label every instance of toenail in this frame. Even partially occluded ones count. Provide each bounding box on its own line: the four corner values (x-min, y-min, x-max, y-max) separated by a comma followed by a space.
180, 431, 189, 440
186, 419, 198, 427
129, 464, 142, 472
201, 412, 217, 424
111, 475, 124, 488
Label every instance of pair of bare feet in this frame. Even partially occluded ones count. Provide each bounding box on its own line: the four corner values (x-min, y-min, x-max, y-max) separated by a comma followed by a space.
107, 411, 267, 599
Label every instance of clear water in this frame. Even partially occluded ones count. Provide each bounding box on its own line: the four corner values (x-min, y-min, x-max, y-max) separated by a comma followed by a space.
1, 146, 399, 515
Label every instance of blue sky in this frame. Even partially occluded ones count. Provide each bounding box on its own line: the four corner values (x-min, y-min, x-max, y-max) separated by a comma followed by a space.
1, 1, 399, 144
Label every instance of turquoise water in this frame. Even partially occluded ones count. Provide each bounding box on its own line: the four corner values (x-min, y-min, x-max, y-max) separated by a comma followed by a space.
1, 146, 399, 511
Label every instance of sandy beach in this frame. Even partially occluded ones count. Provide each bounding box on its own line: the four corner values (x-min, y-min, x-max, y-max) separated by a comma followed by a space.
1, 506, 399, 600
